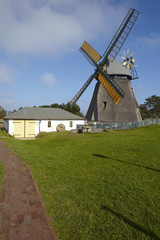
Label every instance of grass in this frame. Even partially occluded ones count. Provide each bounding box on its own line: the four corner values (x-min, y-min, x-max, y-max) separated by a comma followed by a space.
0, 161, 4, 188
1, 125, 160, 240
0, 131, 5, 188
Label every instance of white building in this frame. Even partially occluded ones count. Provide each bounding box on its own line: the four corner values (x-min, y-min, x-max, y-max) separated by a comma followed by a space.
3, 107, 85, 138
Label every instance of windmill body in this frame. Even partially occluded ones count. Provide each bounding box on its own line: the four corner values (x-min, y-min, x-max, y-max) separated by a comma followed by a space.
69, 8, 142, 123
86, 59, 142, 122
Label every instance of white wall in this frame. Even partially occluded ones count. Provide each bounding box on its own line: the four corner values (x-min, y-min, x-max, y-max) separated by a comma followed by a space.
9, 120, 14, 136
39, 120, 85, 133
5, 120, 14, 136
35, 120, 40, 136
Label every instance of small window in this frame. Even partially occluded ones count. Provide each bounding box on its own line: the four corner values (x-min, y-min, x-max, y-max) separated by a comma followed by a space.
103, 102, 107, 110
70, 121, 73, 127
48, 120, 51, 127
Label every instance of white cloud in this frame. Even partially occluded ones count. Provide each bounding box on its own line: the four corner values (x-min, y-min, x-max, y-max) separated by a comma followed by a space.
0, 0, 128, 56
41, 73, 56, 86
137, 33, 160, 49
0, 64, 14, 84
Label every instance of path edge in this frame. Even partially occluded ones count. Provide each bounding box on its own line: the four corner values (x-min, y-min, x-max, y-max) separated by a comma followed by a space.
28, 165, 58, 240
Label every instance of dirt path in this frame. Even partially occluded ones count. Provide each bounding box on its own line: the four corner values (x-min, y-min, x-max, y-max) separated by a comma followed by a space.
0, 140, 58, 240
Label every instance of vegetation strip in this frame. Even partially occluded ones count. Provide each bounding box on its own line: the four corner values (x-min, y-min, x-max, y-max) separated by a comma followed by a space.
0, 160, 4, 188
28, 165, 58, 240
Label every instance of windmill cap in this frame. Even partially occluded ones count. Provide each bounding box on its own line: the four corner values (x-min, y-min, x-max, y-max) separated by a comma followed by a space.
107, 57, 132, 78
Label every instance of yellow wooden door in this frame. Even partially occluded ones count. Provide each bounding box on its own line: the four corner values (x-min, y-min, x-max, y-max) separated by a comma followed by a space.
25, 120, 35, 138
14, 120, 24, 138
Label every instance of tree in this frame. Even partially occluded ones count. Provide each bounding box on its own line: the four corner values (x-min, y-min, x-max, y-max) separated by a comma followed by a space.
66, 103, 84, 117
39, 104, 50, 108
139, 95, 160, 119
50, 103, 59, 108
0, 106, 6, 119
39, 103, 84, 117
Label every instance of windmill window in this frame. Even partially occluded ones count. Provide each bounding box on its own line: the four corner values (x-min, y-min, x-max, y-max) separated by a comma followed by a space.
70, 121, 73, 127
103, 102, 107, 110
48, 120, 51, 128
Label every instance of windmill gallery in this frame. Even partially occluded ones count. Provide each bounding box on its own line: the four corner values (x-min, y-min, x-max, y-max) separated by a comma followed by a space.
69, 8, 142, 123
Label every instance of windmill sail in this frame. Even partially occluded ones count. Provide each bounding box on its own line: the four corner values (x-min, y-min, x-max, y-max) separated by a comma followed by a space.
69, 74, 95, 107
101, 8, 140, 63
80, 41, 102, 65
96, 72, 124, 104
79, 42, 125, 104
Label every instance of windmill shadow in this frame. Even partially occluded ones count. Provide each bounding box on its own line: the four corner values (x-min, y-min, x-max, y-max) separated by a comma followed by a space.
93, 154, 160, 173
101, 206, 160, 240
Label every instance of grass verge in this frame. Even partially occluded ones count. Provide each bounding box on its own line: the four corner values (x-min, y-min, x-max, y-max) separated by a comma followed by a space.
0, 160, 4, 189
1, 125, 160, 240
0, 162, 3, 188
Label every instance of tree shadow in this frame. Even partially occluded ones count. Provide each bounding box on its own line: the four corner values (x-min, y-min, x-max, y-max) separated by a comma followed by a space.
93, 154, 160, 173
101, 205, 160, 240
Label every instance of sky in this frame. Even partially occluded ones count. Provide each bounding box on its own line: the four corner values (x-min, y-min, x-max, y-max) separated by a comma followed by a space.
0, 0, 160, 114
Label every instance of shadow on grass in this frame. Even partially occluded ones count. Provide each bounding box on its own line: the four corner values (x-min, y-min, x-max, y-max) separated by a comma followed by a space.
101, 206, 160, 240
93, 154, 160, 173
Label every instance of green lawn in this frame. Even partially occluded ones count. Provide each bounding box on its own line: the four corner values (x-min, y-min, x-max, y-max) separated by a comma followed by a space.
1, 125, 160, 240
0, 161, 3, 188
0, 131, 5, 188
0, 135, 4, 188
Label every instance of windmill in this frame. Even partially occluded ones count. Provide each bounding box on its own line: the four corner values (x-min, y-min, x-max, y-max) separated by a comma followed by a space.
69, 8, 142, 123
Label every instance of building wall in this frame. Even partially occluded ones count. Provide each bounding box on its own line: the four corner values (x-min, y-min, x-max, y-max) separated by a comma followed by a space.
4, 120, 14, 136
35, 120, 40, 136
3, 120, 8, 131
39, 120, 85, 133
9, 120, 14, 135
4, 119, 85, 137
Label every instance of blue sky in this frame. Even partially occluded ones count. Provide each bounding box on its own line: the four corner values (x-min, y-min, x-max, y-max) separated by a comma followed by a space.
0, 0, 160, 114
